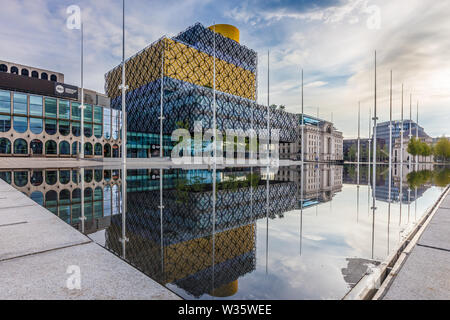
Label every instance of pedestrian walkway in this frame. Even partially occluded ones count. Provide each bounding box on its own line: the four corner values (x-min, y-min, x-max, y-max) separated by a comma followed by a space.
381, 190, 450, 300
0, 178, 180, 300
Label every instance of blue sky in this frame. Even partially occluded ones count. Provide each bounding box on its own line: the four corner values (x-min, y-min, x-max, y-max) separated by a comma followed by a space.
1, 0, 449, 137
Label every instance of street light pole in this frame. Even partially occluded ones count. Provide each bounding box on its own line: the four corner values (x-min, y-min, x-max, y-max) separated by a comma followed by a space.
409, 93, 412, 168
416, 101, 419, 165
400, 84, 404, 165
120, 0, 128, 164
79, 22, 85, 160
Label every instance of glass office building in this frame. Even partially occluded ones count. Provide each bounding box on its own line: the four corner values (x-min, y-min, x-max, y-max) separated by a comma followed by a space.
0, 89, 122, 158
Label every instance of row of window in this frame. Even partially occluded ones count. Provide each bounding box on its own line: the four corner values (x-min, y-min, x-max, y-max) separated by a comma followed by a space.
0, 115, 105, 137
0, 64, 58, 81
0, 170, 121, 188
0, 90, 121, 139
0, 138, 120, 157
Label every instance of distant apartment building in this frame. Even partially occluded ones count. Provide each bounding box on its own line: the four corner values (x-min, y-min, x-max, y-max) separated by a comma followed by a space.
378, 120, 433, 163
0, 60, 122, 158
343, 120, 432, 163
280, 115, 343, 162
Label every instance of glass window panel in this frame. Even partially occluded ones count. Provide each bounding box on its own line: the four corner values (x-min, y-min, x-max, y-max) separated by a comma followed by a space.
59, 170, 71, 184
59, 120, 70, 136
0, 138, 11, 154
94, 143, 102, 156
104, 144, 111, 157
13, 116, 28, 133
14, 139, 28, 154
103, 108, 111, 139
84, 170, 93, 183
30, 191, 44, 206
45, 119, 57, 135
112, 109, 119, 140
94, 201, 103, 219
13, 93, 27, 115
71, 102, 81, 120
59, 141, 71, 155
94, 124, 102, 138
45, 98, 57, 118
14, 171, 28, 187
94, 106, 103, 124
45, 171, 57, 185
45, 141, 57, 155
29, 96, 43, 117
30, 171, 43, 186
59, 100, 70, 119
72, 142, 80, 156
84, 143, 93, 156
45, 190, 57, 206
84, 123, 92, 138
30, 140, 43, 155
84, 104, 92, 122
103, 185, 111, 216
72, 121, 81, 137
0, 115, 11, 132
0, 90, 11, 113
0, 171, 12, 184
72, 189, 81, 203
30, 118, 43, 134
94, 187, 103, 200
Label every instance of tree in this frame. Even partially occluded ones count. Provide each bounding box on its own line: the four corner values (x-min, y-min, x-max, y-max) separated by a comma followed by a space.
407, 138, 420, 156
434, 137, 450, 162
421, 142, 433, 157
348, 145, 356, 162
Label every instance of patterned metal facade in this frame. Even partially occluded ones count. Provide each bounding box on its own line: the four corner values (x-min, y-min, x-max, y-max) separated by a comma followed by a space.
104, 23, 299, 157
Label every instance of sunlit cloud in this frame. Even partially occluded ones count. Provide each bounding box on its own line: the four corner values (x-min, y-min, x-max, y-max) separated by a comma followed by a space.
0, 0, 448, 137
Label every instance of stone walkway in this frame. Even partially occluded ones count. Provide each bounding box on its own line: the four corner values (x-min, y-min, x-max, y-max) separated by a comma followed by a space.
382, 191, 450, 300
0, 178, 180, 300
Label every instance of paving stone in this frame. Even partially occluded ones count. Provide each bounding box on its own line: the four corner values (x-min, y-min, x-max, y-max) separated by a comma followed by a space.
384, 245, 450, 300
0, 242, 180, 300
418, 213, 450, 251
0, 212, 91, 261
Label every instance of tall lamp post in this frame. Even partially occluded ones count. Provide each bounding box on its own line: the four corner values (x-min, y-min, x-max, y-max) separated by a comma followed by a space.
78, 22, 85, 160
120, 0, 128, 164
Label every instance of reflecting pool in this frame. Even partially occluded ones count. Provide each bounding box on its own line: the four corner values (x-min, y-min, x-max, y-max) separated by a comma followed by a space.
1, 163, 449, 299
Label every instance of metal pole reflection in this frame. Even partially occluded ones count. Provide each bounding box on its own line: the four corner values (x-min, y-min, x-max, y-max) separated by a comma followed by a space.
80, 168, 85, 233
120, 164, 128, 259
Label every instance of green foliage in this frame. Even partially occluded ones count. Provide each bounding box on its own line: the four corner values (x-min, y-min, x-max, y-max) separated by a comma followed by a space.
434, 167, 450, 187
407, 170, 433, 188
407, 167, 450, 188
434, 137, 450, 161
408, 138, 434, 158
407, 138, 420, 156
348, 145, 356, 161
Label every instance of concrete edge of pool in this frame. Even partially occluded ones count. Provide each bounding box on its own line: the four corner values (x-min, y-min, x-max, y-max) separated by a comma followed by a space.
0, 178, 181, 300
344, 184, 450, 300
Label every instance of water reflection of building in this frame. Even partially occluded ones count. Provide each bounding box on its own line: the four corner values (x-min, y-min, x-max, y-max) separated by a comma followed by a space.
0, 166, 301, 298
274, 164, 343, 207
341, 164, 434, 204
105, 168, 299, 298
0, 168, 122, 234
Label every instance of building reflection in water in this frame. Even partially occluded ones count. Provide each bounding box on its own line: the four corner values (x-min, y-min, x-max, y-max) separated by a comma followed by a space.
0, 165, 343, 298
1, 164, 447, 298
